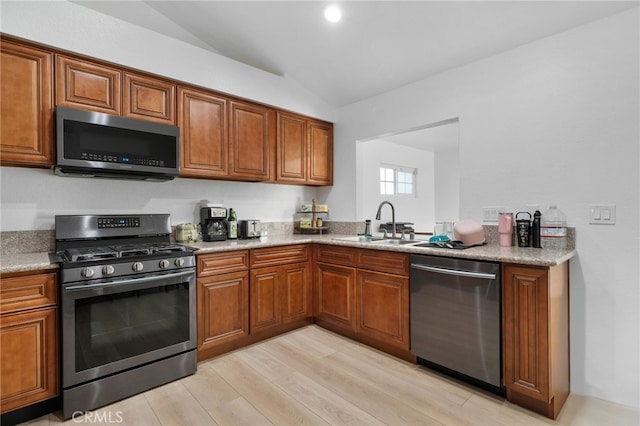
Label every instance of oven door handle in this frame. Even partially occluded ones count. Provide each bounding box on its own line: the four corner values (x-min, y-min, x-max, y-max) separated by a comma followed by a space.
64, 270, 194, 292
411, 264, 496, 280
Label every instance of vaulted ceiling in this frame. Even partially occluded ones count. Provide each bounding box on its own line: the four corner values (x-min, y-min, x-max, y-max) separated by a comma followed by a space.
72, 1, 637, 107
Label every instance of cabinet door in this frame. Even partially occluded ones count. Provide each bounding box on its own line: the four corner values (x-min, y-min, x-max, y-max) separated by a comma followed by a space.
0, 40, 53, 167
1, 307, 58, 413
276, 111, 307, 183
314, 262, 356, 331
250, 266, 280, 333
356, 270, 409, 350
178, 87, 228, 178
503, 265, 550, 402
123, 72, 176, 125
56, 55, 121, 115
281, 262, 312, 324
307, 120, 333, 185
198, 271, 249, 349
229, 101, 273, 181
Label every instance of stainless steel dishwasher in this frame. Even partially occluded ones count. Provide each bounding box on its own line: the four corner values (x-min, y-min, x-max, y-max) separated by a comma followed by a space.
410, 254, 503, 393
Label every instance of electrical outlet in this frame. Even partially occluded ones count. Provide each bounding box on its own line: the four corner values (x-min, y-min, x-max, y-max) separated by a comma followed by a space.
482, 206, 505, 223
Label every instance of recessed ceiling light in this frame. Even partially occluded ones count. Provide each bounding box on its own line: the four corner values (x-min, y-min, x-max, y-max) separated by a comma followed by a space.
324, 5, 342, 23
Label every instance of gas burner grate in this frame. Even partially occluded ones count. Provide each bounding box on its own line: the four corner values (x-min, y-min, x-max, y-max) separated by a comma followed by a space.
111, 245, 152, 257
59, 243, 194, 264
148, 244, 190, 254
64, 247, 119, 262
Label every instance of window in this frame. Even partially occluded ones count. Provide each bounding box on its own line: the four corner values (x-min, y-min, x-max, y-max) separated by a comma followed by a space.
379, 165, 416, 196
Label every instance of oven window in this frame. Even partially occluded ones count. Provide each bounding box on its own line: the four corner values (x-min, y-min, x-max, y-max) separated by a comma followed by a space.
75, 283, 190, 371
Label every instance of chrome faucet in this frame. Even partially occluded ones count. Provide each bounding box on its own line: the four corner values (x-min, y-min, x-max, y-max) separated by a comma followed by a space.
375, 201, 396, 239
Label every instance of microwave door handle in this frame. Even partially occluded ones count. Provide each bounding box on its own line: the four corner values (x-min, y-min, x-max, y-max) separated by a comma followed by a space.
410, 264, 496, 280
64, 270, 194, 292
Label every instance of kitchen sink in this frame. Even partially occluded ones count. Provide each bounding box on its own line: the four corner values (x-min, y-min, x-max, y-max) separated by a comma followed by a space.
370, 239, 425, 245
332, 236, 385, 243
333, 236, 426, 245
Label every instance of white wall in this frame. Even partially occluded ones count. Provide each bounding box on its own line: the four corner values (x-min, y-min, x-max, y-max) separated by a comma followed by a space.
434, 147, 460, 222
331, 8, 640, 408
0, 1, 331, 231
0, 168, 316, 230
359, 139, 435, 233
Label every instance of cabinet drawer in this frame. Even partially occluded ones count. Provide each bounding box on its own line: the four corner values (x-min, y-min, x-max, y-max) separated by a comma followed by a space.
197, 250, 249, 277
315, 244, 357, 267
0, 273, 57, 314
357, 250, 409, 276
250, 244, 309, 268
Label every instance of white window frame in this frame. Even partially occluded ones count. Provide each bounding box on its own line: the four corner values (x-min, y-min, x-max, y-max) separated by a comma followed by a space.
379, 164, 417, 197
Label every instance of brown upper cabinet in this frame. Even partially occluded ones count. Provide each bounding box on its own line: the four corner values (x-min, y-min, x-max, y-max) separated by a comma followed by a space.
56, 55, 122, 115
123, 73, 176, 124
228, 100, 275, 181
56, 55, 176, 125
0, 39, 54, 167
1, 36, 332, 185
178, 86, 229, 178
277, 111, 333, 186
307, 119, 333, 185
179, 93, 277, 182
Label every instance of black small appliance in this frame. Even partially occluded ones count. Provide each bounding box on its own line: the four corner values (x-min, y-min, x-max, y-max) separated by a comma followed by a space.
200, 207, 228, 241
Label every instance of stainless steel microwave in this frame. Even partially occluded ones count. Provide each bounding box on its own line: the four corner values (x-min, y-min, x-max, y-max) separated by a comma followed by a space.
55, 106, 180, 181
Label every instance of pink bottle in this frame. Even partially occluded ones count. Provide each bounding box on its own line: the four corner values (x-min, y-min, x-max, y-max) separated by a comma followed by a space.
498, 213, 513, 247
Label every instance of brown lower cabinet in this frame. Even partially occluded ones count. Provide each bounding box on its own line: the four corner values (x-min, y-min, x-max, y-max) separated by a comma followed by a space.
313, 244, 412, 360
196, 245, 312, 360
0, 243, 571, 420
197, 250, 250, 360
250, 245, 312, 333
0, 272, 58, 415
502, 262, 570, 419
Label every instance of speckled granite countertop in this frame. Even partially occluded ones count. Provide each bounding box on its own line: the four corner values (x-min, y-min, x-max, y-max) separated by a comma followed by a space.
0, 252, 59, 275
1, 234, 575, 275
185, 234, 575, 267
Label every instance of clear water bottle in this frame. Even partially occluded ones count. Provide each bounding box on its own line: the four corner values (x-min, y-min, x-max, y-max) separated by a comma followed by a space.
540, 205, 567, 249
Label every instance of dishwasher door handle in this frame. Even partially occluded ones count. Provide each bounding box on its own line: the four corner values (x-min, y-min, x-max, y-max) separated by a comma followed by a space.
411, 264, 496, 280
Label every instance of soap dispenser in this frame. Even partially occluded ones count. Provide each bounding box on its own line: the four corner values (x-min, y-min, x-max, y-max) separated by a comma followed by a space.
364, 219, 372, 238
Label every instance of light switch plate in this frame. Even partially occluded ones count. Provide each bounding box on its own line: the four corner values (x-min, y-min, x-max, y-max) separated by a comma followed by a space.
589, 204, 616, 225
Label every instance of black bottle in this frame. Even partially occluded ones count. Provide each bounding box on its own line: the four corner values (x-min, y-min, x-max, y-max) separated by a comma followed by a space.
531, 210, 542, 248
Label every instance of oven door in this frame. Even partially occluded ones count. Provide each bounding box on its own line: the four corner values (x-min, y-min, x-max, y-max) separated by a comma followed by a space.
61, 269, 196, 388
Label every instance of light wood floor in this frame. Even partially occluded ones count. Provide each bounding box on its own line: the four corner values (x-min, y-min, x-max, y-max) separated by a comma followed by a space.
26, 325, 639, 426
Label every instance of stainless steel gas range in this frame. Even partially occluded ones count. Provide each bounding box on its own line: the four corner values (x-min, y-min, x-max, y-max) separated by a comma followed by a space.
54, 214, 197, 419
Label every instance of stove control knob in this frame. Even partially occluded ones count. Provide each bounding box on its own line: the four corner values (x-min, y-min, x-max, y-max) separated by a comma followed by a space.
81, 267, 94, 279
159, 259, 170, 269
102, 265, 115, 276
132, 262, 144, 272
174, 258, 185, 267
